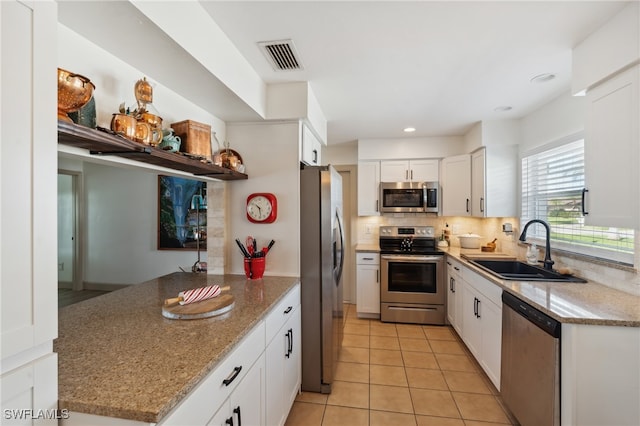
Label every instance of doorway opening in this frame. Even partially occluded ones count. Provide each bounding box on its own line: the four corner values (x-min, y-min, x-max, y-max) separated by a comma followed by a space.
336, 166, 357, 304
58, 170, 93, 307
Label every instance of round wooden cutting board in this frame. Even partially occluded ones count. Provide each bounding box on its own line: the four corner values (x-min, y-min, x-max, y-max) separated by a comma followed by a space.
162, 294, 235, 320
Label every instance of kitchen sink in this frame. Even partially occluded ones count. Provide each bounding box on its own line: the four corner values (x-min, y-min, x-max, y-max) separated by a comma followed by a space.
468, 259, 587, 283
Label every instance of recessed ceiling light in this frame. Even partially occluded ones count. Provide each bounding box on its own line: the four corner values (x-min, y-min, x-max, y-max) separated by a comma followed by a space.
530, 73, 556, 83
403, 127, 416, 133
494, 106, 513, 112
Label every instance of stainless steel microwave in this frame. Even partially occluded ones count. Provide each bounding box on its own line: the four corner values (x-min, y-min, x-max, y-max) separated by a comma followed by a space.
379, 182, 439, 214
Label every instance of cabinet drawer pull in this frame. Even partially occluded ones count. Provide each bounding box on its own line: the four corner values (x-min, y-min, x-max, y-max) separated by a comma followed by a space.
466, 198, 470, 213
362, 257, 374, 261
233, 406, 242, 426
473, 297, 481, 318
285, 330, 290, 358
284, 306, 293, 314
222, 366, 242, 386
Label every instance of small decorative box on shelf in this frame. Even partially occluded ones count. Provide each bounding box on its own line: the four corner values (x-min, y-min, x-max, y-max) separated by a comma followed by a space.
57, 120, 248, 181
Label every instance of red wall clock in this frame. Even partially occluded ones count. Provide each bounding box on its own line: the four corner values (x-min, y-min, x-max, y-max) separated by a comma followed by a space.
246, 193, 277, 223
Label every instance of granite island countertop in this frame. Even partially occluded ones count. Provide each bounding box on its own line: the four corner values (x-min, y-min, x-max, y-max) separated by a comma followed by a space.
446, 248, 640, 327
55, 272, 300, 423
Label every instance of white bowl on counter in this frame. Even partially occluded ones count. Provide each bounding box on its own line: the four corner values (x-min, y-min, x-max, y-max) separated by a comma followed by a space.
458, 233, 482, 249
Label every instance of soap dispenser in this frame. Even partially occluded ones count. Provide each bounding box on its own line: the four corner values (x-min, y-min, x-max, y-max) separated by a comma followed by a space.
526, 243, 539, 265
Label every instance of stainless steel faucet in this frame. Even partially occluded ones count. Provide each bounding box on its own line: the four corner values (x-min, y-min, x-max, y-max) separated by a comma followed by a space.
519, 219, 555, 270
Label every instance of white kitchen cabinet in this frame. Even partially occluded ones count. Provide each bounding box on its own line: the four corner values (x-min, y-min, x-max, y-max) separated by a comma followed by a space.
479, 294, 502, 389
410, 159, 440, 182
208, 353, 265, 426
301, 124, 323, 166
445, 257, 464, 335
561, 323, 640, 426
460, 268, 502, 390
357, 161, 380, 216
283, 308, 302, 416
584, 65, 639, 229
1, 353, 58, 426
441, 154, 471, 216
1, 0, 58, 417
265, 285, 301, 426
356, 253, 380, 318
159, 322, 266, 426
462, 284, 483, 358
380, 159, 439, 182
471, 146, 517, 218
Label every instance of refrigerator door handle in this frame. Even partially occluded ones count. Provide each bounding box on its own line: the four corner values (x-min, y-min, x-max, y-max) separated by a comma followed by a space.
334, 210, 345, 285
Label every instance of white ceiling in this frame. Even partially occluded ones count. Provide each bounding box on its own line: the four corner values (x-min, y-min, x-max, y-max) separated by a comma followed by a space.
200, 1, 630, 145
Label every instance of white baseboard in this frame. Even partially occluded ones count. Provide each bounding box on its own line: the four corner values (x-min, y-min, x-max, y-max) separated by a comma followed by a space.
83, 282, 131, 292
58, 281, 73, 289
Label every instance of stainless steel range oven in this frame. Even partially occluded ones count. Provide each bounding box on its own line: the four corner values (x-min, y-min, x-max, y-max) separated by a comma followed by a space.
379, 226, 445, 325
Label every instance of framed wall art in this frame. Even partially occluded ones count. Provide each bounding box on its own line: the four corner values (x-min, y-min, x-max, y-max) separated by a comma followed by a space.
158, 175, 207, 250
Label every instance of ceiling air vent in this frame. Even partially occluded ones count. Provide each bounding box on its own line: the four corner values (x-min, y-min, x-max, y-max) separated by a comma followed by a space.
258, 39, 303, 71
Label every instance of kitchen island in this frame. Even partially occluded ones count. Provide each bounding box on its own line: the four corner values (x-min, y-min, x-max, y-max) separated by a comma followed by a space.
55, 272, 300, 424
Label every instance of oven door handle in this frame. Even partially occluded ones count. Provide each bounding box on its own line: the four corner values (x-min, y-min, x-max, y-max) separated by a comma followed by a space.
381, 254, 442, 262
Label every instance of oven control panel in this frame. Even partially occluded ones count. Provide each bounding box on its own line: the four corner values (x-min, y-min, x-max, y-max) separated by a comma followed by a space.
379, 226, 440, 254
379, 226, 435, 238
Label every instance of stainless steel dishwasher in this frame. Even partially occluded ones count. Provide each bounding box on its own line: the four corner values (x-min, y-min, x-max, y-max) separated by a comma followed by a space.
501, 291, 561, 426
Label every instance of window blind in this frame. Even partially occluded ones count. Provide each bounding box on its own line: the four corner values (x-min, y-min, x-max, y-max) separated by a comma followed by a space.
521, 139, 634, 264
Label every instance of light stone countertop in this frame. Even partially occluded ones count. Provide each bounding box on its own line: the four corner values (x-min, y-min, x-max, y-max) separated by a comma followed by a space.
356, 244, 380, 253
354, 244, 639, 326
355, 244, 380, 252
446, 248, 640, 327
55, 272, 300, 423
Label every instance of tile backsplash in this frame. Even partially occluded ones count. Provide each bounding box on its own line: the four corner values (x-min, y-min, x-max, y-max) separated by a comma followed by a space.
357, 214, 640, 296
357, 215, 519, 254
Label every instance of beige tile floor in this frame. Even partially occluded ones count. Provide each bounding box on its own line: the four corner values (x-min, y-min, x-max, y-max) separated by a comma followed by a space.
285, 304, 517, 426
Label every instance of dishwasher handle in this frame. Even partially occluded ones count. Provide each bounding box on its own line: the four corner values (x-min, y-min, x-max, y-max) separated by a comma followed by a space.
502, 292, 561, 338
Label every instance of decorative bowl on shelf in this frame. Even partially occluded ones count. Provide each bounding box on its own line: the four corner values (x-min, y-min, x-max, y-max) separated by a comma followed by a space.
158, 134, 182, 152
58, 68, 95, 122
137, 112, 163, 146
110, 113, 137, 140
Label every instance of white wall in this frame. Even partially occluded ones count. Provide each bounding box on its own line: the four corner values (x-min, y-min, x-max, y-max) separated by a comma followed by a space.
519, 91, 586, 153
325, 142, 358, 166
58, 25, 231, 285
58, 24, 227, 143
358, 136, 465, 160
225, 122, 301, 277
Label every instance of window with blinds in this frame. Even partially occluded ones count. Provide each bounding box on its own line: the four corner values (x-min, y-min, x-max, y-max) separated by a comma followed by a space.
521, 138, 634, 265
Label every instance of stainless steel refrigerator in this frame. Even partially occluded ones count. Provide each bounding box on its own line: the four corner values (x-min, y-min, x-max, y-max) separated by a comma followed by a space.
300, 164, 345, 393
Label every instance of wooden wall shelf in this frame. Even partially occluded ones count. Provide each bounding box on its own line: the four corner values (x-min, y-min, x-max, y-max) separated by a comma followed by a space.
57, 121, 248, 181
